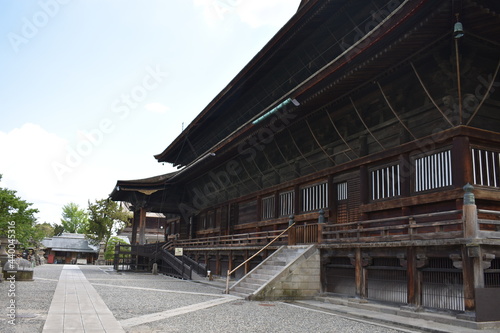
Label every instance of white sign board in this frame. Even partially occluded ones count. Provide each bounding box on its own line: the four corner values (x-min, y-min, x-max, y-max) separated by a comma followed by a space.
174, 248, 183, 256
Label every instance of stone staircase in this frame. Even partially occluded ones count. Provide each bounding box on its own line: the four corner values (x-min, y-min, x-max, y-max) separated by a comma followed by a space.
229, 245, 319, 300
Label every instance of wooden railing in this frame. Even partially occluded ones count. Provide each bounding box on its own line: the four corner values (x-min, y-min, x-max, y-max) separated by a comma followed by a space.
113, 241, 195, 279
225, 220, 296, 294
174, 229, 289, 248
155, 248, 192, 280
321, 210, 464, 243
478, 209, 500, 239
289, 223, 320, 245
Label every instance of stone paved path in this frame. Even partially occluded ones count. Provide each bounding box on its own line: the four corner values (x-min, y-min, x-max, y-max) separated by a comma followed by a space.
42, 265, 124, 333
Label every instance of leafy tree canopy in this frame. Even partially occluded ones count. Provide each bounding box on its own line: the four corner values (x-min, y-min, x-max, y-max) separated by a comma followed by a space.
52, 223, 64, 236
60, 202, 88, 233
86, 199, 130, 250
0, 174, 40, 247
105, 236, 130, 260
33, 222, 55, 240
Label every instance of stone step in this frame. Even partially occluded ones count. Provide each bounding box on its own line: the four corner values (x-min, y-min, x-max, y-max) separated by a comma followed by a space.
257, 267, 282, 274
258, 266, 285, 272
245, 277, 268, 285
248, 273, 274, 280
232, 286, 254, 294
239, 282, 261, 290
229, 290, 249, 299
228, 246, 311, 300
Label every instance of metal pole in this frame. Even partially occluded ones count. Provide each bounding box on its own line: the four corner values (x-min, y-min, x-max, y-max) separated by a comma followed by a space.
455, 37, 463, 124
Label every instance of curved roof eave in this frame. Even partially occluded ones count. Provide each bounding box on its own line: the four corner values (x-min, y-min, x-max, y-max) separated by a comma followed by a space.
153, 0, 320, 165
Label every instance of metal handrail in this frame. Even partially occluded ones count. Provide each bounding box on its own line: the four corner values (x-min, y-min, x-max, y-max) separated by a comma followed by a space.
225, 220, 296, 294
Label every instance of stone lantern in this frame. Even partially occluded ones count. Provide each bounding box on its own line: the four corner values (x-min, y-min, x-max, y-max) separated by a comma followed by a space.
3, 258, 34, 281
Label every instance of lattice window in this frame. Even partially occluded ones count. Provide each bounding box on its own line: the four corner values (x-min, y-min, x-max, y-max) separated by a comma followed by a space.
472, 148, 500, 188
279, 190, 295, 216
301, 182, 328, 212
337, 182, 348, 201
261, 195, 275, 220
415, 150, 452, 192
371, 164, 400, 200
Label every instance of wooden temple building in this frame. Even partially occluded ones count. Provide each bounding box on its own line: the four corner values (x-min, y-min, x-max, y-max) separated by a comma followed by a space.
110, 0, 500, 321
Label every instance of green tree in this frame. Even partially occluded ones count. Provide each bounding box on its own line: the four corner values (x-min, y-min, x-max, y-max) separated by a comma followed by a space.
0, 175, 39, 247
105, 236, 129, 260
52, 223, 64, 236
60, 202, 88, 233
86, 199, 130, 251
34, 222, 55, 239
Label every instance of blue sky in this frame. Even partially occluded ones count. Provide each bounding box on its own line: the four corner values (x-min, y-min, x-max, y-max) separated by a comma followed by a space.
0, 0, 300, 224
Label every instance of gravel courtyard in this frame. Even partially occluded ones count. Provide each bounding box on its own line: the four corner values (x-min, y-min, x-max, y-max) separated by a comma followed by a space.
0, 264, 418, 333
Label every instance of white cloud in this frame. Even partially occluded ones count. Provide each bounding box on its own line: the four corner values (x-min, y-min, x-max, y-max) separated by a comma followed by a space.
145, 102, 170, 114
0, 123, 67, 223
0, 123, 173, 225
0, 123, 116, 224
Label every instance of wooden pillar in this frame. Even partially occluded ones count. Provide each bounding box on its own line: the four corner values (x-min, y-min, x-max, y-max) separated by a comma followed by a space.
359, 166, 369, 205
294, 184, 300, 216
131, 210, 139, 245
399, 153, 411, 197
215, 252, 221, 276
244, 250, 250, 274
461, 184, 484, 313
354, 248, 367, 298
138, 207, 147, 245
227, 251, 233, 277
462, 246, 476, 312
256, 195, 262, 222
328, 174, 336, 222
359, 166, 369, 229
452, 136, 472, 189
406, 247, 422, 308
400, 153, 412, 218
274, 191, 279, 220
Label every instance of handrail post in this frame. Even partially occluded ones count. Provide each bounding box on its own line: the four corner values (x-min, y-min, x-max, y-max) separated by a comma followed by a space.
318, 209, 325, 223
463, 183, 478, 238
225, 269, 230, 294
288, 215, 296, 246
316, 210, 325, 244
